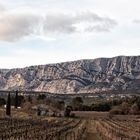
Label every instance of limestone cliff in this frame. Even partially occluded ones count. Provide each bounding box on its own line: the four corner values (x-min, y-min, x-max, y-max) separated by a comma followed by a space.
0, 56, 140, 94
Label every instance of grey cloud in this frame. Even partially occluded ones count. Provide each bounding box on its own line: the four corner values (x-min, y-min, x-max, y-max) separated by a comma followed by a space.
44, 14, 76, 33
44, 12, 117, 34
0, 4, 6, 12
0, 14, 40, 42
75, 12, 109, 22
133, 19, 140, 24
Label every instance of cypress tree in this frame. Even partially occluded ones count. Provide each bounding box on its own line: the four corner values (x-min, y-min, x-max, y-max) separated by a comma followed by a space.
15, 90, 18, 108
6, 92, 11, 116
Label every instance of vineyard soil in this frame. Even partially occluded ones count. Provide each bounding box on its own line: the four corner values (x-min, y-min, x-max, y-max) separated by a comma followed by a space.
0, 108, 140, 140
86, 121, 101, 140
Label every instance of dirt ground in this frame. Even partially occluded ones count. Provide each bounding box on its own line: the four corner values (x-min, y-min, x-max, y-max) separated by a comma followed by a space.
73, 111, 109, 119
73, 111, 140, 120
86, 120, 101, 140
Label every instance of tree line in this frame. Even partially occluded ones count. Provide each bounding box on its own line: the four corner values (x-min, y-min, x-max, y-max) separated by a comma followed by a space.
1, 92, 140, 116
68, 96, 140, 115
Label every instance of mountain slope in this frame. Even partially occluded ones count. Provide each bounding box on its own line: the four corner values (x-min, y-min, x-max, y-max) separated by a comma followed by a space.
0, 56, 140, 94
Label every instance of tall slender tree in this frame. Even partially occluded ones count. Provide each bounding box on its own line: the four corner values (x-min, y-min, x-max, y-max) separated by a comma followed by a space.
6, 92, 11, 116
15, 90, 18, 108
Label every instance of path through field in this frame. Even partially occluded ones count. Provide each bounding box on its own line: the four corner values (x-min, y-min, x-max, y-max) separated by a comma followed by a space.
86, 121, 101, 140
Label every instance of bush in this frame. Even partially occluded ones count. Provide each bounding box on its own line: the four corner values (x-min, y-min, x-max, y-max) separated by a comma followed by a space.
70, 113, 75, 118
121, 102, 130, 115
64, 106, 72, 117
109, 107, 123, 115
71, 97, 83, 110
109, 102, 140, 115
0, 98, 6, 106
91, 102, 111, 111
129, 103, 140, 115
37, 94, 46, 100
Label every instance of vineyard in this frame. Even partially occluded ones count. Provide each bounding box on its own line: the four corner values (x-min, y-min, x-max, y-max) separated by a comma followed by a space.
0, 117, 140, 140
0, 117, 87, 140
94, 118, 140, 140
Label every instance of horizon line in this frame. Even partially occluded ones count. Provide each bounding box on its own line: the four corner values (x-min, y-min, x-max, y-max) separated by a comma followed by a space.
1, 55, 140, 70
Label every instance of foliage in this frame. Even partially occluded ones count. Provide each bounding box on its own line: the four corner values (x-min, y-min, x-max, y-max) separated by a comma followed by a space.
27, 95, 32, 103
37, 94, 46, 100
10, 95, 25, 107
53, 100, 65, 110
91, 102, 111, 111
69, 96, 140, 114
71, 97, 83, 110
0, 98, 6, 106
15, 90, 18, 108
6, 93, 11, 116
129, 103, 140, 115
64, 106, 72, 117
37, 108, 41, 116
109, 102, 140, 115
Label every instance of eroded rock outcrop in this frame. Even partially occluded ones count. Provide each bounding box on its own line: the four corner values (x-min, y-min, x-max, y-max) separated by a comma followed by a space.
0, 56, 140, 94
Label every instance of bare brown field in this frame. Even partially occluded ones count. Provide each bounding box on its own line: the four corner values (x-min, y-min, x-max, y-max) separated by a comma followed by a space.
73, 111, 109, 119
73, 111, 140, 120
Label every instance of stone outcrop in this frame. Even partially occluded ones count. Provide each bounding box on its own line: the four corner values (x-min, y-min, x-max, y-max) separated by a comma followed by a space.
0, 56, 140, 94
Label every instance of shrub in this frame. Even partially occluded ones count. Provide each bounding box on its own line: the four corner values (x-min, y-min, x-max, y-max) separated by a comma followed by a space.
109, 106, 123, 115
0, 98, 6, 106
64, 106, 72, 117
129, 103, 140, 115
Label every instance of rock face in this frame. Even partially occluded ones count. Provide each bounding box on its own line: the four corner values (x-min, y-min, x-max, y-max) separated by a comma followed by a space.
0, 56, 140, 94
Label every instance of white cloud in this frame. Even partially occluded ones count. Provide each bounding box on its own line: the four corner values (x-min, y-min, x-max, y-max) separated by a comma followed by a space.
0, 13, 41, 42
0, 10, 117, 42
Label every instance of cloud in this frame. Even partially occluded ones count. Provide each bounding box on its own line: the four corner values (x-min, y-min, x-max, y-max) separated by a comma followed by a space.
0, 10, 117, 42
44, 13, 75, 33
133, 19, 140, 24
44, 11, 117, 34
0, 4, 6, 12
0, 14, 41, 42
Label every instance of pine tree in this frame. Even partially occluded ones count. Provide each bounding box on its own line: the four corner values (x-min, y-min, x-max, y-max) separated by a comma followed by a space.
15, 90, 18, 108
6, 92, 11, 116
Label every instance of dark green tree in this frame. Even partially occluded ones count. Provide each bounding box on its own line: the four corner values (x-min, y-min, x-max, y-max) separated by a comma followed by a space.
37, 94, 46, 100
37, 108, 41, 116
71, 97, 83, 110
15, 90, 18, 108
6, 92, 11, 116
64, 106, 72, 117
27, 95, 32, 103
0, 98, 6, 106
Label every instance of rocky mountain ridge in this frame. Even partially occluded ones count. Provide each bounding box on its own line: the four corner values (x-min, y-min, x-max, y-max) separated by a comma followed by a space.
0, 56, 140, 94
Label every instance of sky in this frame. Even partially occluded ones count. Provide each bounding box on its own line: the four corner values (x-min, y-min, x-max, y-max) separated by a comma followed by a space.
0, 0, 140, 68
